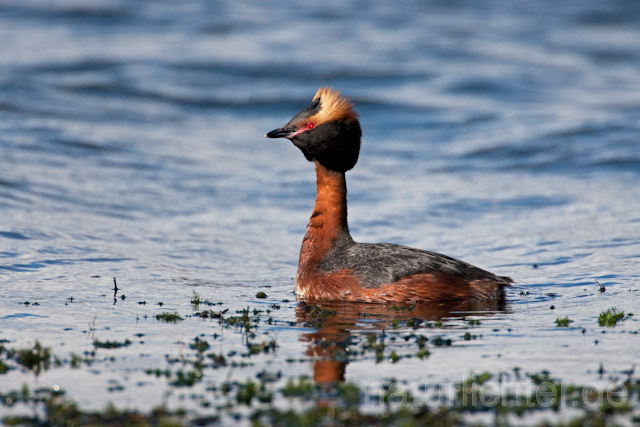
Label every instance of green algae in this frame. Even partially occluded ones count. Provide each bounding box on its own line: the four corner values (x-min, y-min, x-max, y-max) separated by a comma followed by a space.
555, 316, 572, 327
598, 308, 632, 327
2, 292, 639, 427
93, 339, 132, 349
155, 311, 184, 323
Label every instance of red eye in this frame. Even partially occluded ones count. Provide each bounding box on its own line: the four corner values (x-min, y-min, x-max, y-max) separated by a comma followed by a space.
306, 122, 315, 130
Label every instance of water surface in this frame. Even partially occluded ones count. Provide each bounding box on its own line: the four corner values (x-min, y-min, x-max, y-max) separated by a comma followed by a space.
1, 0, 639, 423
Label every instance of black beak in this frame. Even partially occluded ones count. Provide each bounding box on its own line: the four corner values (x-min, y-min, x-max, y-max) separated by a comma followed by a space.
265, 127, 292, 139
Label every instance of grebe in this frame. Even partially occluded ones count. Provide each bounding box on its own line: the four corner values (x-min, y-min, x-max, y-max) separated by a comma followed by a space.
266, 87, 511, 303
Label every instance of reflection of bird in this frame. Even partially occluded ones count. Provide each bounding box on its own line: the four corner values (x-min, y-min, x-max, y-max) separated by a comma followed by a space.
266, 87, 512, 303
296, 299, 508, 385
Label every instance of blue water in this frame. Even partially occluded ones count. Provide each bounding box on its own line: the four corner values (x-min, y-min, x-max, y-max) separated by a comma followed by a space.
1, 0, 639, 421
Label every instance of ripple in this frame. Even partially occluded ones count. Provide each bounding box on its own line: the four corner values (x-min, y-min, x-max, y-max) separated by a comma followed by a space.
432, 195, 569, 214
1, 313, 48, 319
0, 231, 30, 240
0, 256, 134, 273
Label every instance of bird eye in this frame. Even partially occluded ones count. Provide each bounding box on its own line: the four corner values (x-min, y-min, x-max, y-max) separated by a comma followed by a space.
306, 122, 315, 130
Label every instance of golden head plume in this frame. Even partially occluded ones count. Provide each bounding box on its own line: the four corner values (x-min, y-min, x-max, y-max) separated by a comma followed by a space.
306, 87, 358, 125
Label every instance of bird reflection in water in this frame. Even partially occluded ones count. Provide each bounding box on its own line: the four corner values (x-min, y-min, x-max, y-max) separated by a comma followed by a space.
295, 299, 508, 385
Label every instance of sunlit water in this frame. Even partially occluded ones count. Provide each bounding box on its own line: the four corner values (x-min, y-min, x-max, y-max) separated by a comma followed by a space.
1, 0, 639, 421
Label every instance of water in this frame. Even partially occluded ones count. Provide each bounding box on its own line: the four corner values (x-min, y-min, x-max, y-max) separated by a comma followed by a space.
1, 0, 639, 422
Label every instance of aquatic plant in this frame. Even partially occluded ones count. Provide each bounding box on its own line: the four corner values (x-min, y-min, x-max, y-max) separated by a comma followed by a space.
8, 341, 52, 374
431, 336, 452, 346
0, 359, 9, 374
189, 337, 209, 353
598, 308, 631, 327
170, 370, 202, 387
155, 311, 184, 323
303, 304, 337, 328
555, 317, 572, 327
3, 291, 639, 426
191, 290, 201, 306
281, 376, 314, 399
463, 332, 478, 340
93, 339, 132, 349
235, 379, 272, 405
193, 308, 226, 319
2, 354, 639, 426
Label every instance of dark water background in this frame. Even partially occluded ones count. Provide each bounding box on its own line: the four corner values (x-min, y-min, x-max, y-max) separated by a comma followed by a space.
1, 0, 639, 420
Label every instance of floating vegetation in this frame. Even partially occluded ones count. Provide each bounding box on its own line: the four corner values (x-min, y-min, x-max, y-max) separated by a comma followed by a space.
189, 337, 209, 353
5, 341, 53, 375
416, 348, 430, 359
2, 366, 639, 426
431, 335, 452, 347
93, 339, 132, 349
302, 304, 337, 328
170, 370, 202, 387
218, 307, 259, 332
597, 280, 606, 293
0, 386, 183, 426
191, 290, 201, 306
70, 353, 82, 369
281, 375, 314, 399
555, 317, 572, 327
207, 353, 227, 368
598, 308, 632, 327
463, 332, 478, 340
155, 311, 184, 323
2, 291, 639, 426
362, 333, 386, 363
193, 308, 227, 319
235, 379, 272, 405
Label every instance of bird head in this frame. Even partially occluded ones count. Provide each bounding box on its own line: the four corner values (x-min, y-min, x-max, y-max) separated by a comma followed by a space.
266, 87, 361, 172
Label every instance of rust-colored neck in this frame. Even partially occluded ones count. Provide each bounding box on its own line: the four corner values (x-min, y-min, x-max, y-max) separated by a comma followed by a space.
297, 163, 352, 278
309, 162, 349, 234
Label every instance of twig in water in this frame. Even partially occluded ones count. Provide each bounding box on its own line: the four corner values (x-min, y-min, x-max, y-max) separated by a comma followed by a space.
113, 277, 119, 305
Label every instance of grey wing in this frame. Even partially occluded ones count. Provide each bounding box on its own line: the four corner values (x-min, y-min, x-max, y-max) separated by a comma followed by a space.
319, 242, 507, 288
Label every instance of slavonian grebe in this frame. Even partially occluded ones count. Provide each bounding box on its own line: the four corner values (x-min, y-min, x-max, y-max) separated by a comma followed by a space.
266, 87, 511, 303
